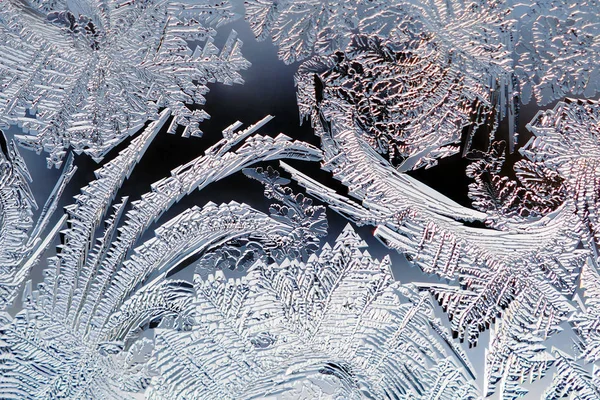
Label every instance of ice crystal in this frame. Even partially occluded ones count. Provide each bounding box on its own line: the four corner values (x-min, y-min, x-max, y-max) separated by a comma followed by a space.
0, 129, 75, 310
283, 161, 584, 399
147, 224, 478, 399
1, 1, 600, 399
244, 0, 509, 68
279, 96, 600, 397
466, 141, 567, 220
0, 112, 322, 398
249, 0, 514, 159
523, 98, 600, 246
0, 0, 250, 167
296, 35, 498, 170
246, 0, 600, 154
511, 0, 600, 105
544, 348, 600, 400
0, 131, 36, 310
242, 2, 600, 396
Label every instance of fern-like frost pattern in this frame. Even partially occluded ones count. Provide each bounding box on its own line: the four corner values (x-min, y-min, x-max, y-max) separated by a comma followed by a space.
0, 0, 600, 399
0, 0, 250, 167
148, 224, 478, 400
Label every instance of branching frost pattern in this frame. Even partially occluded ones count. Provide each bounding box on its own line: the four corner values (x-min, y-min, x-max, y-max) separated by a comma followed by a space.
0, 0, 600, 399
0, 0, 249, 167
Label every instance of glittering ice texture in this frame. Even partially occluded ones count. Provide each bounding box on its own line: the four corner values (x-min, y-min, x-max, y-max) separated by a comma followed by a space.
148, 224, 478, 400
1, 0, 600, 399
0, 114, 322, 399
0, 0, 250, 167
282, 93, 600, 398
511, 0, 600, 105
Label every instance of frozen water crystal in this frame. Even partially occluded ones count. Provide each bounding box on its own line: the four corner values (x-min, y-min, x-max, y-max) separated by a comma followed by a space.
0, 0, 250, 167
0, 0, 600, 399
0, 114, 322, 399
147, 224, 479, 400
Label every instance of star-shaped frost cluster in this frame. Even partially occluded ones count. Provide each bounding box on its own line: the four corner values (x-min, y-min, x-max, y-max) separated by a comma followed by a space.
0, 0, 250, 167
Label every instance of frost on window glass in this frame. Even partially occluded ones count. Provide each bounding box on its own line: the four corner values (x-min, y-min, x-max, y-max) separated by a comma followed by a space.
0, 0, 249, 167
1, 0, 600, 399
